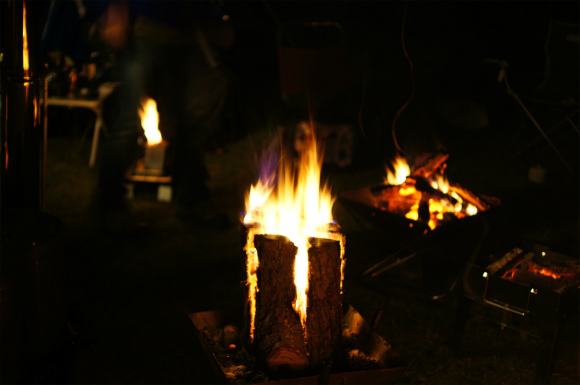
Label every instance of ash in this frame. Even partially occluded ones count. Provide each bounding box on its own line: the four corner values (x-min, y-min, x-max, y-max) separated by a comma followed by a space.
199, 328, 270, 384
199, 325, 389, 384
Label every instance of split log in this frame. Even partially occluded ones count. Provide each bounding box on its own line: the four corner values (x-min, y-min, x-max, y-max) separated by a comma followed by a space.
412, 153, 449, 178
374, 184, 422, 215
253, 234, 308, 377
410, 176, 458, 205
306, 237, 343, 369
448, 185, 489, 212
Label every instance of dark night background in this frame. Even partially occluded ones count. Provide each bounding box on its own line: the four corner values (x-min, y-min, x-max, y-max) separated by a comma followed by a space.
1, 1, 579, 384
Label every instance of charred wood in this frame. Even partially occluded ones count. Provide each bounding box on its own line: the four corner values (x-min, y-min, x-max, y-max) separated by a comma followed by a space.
412, 153, 449, 178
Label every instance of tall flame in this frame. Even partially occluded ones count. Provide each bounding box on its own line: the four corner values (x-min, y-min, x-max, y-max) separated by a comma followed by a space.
244, 128, 336, 334
244, 227, 259, 342
22, 2, 29, 73
138, 97, 162, 146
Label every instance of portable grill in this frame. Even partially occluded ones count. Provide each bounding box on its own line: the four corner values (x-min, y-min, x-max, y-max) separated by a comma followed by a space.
453, 243, 580, 384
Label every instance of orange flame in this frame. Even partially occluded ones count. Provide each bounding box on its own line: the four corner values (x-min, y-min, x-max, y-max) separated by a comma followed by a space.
530, 267, 563, 280
244, 227, 259, 342
384, 155, 410, 185
22, 2, 29, 73
244, 127, 340, 338
385, 155, 480, 230
138, 97, 162, 146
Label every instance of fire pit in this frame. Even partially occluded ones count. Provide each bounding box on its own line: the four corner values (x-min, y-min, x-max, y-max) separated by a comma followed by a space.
340, 153, 500, 242
339, 153, 500, 294
189, 305, 406, 384
454, 244, 580, 384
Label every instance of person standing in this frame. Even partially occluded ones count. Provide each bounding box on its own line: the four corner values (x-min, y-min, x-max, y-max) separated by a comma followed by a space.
96, 0, 234, 233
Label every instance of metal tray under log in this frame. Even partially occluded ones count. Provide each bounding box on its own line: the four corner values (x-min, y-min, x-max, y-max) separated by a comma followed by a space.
189, 305, 407, 384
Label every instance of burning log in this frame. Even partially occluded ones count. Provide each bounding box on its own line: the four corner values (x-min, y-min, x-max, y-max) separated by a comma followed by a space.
411, 153, 449, 178
241, 128, 347, 378
305, 237, 343, 369
410, 176, 458, 205
448, 185, 489, 212
246, 230, 346, 377
377, 153, 497, 230
511, 270, 566, 292
527, 260, 580, 283
252, 234, 308, 377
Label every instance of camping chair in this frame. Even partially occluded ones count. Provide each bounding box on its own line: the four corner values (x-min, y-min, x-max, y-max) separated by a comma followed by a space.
488, 20, 579, 174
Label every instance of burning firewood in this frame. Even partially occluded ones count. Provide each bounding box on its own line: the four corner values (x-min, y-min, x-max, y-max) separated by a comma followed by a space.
241, 128, 346, 378
305, 237, 342, 369
411, 153, 449, 179
486, 247, 525, 275
380, 153, 494, 230
244, 228, 345, 378
252, 234, 308, 377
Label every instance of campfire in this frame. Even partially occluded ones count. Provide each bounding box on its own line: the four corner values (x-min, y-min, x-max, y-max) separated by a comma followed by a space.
138, 96, 167, 172
188, 127, 406, 383
339, 152, 499, 241
381, 153, 488, 230
241, 128, 346, 377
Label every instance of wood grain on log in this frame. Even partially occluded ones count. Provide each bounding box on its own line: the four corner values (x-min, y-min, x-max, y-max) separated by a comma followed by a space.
306, 237, 343, 369
253, 234, 308, 377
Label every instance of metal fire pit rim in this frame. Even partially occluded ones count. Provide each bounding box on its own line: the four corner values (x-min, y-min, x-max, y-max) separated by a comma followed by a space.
338, 182, 501, 235
188, 303, 407, 385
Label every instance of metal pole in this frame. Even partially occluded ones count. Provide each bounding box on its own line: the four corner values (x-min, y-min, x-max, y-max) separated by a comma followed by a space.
0, 0, 44, 210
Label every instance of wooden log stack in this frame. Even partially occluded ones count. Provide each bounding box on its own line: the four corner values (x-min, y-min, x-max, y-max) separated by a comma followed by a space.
243, 225, 345, 378
305, 237, 342, 369
253, 234, 308, 377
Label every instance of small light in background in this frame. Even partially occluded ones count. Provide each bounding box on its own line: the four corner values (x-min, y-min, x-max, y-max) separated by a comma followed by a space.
482, 272, 488, 278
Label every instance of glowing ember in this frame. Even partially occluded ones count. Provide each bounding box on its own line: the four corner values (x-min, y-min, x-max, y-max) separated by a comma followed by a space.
244, 128, 340, 338
529, 267, 563, 280
138, 97, 162, 146
22, 2, 29, 73
384, 154, 482, 230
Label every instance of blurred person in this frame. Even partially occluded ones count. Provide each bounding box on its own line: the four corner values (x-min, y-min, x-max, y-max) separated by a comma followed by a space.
96, 0, 235, 233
